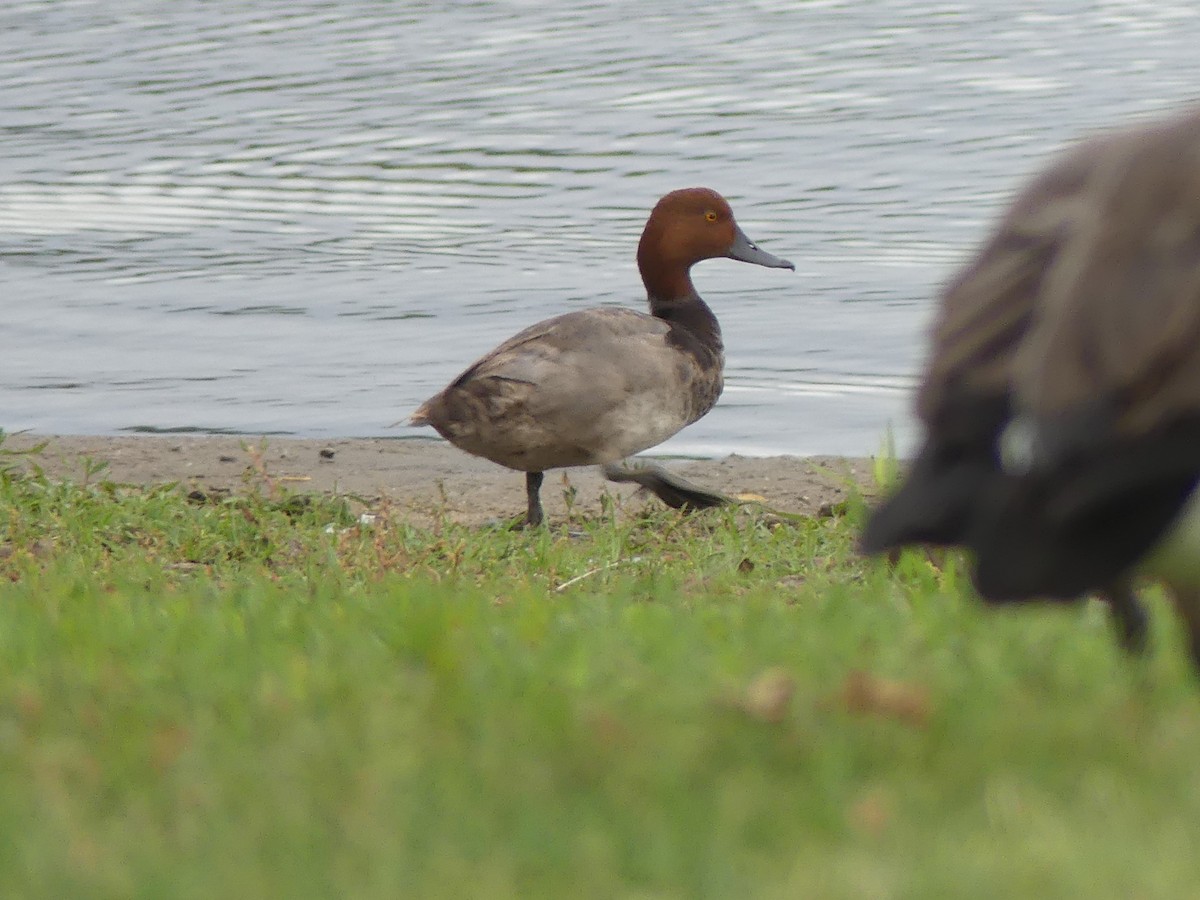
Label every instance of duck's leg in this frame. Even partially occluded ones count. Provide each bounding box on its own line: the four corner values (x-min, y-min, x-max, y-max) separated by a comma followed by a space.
601, 461, 729, 511
1103, 579, 1150, 656
524, 471, 545, 527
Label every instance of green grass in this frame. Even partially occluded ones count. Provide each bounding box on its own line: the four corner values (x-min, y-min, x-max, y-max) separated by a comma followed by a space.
3, 440, 1200, 898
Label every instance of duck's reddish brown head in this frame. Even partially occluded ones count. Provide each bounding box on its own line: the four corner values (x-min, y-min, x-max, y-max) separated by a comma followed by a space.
636, 187, 793, 302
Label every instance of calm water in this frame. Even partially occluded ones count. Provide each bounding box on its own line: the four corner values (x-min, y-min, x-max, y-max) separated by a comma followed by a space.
2, 1, 1198, 457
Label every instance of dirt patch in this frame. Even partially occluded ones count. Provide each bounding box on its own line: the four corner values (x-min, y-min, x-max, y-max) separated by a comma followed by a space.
2, 433, 880, 527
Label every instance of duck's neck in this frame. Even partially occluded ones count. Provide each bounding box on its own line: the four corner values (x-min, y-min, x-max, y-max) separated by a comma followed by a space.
640, 249, 723, 350
646, 289, 723, 353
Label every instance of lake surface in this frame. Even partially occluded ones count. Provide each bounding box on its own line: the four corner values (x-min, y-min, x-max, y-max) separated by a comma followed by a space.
2, 1, 1198, 457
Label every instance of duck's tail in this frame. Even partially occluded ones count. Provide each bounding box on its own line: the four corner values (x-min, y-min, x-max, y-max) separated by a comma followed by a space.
398, 398, 436, 428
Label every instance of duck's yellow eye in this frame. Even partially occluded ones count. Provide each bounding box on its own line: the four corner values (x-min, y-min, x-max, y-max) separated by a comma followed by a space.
705, 210, 718, 222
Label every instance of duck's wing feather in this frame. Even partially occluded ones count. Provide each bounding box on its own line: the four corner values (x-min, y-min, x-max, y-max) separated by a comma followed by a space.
1017, 111, 1200, 435
917, 136, 1107, 421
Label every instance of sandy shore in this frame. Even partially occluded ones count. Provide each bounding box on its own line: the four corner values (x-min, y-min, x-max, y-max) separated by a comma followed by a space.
2, 432, 878, 526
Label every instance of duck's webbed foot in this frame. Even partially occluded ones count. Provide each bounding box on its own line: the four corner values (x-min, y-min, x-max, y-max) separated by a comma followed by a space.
602, 461, 730, 511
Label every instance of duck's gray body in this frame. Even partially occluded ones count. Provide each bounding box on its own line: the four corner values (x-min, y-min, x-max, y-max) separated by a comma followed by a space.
411, 305, 722, 473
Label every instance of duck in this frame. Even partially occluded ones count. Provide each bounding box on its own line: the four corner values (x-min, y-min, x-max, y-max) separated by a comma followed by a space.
862, 109, 1200, 660
409, 187, 794, 526
967, 106, 1200, 666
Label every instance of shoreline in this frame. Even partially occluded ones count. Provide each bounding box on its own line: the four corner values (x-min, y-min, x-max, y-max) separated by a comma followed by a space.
2, 433, 879, 526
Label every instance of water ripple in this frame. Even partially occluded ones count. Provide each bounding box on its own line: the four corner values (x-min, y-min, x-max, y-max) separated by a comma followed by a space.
2, 0, 1199, 454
